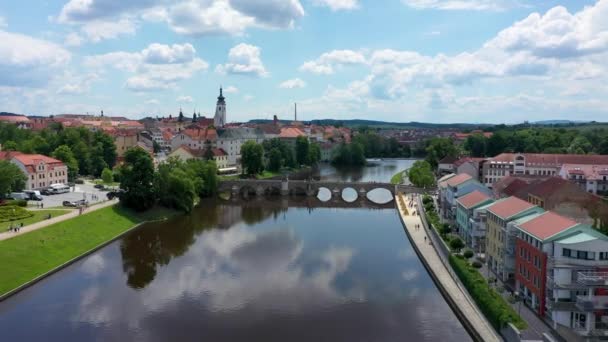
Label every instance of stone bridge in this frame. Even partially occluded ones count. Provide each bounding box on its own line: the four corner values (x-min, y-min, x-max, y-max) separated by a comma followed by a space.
218, 179, 433, 203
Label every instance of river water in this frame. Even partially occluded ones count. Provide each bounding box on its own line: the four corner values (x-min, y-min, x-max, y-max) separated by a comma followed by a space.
0, 159, 471, 341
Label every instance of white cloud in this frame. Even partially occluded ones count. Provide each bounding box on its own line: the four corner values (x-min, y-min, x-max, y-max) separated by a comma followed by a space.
166, 0, 255, 36
58, 0, 158, 23
224, 85, 239, 93
300, 49, 366, 75
80, 18, 137, 42
85, 43, 208, 92
228, 0, 305, 28
216, 43, 268, 77
313, 0, 359, 11
402, 0, 524, 11
57, 73, 100, 95
142, 43, 196, 64
64, 32, 83, 47
176, 95, 194, 103
279, 78, 307, 89
0, 30, 71, 88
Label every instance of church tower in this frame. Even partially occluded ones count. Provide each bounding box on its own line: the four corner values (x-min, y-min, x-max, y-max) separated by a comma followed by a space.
214, 87, 226, 127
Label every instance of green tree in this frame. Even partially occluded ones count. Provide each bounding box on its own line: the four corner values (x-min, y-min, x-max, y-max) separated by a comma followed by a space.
308, 143, 321, 165
464, 134, 487, 157
450, 237, 465, 252
52, 145, 80, 181
101, 168, 114, 184
241, 141, 264, 175
568, 136, 592, 154
120, 148, 156, 211
425, 137, 458, 169
486, 132, 508, 157
295, 136, 310, 166
94, 131, 117, 168
0, 160, 27, 197
155, 163, 195, 213
350, 142, 366, 165
2, 140, 17, 151
407, 160, 436, 188
267, 147, 282, 172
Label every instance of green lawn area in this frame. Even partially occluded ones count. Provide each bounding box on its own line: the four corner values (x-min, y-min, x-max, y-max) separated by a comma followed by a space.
256, 170, 281, 179
0, 209, 71, 229
390, 170, 406, 184
0, 205, 176, 296
92, 179, 120, 186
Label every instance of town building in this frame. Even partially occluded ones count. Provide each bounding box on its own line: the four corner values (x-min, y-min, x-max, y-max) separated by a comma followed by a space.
482, 153, 608, 188
10, 154, 68, 189
438, 156, 458, 175
485, 196, 544, 282
168, 146, 229, 171
559, 164, 608, 196
0, 113, 31, 129
453, 157, 485, 180
170, 127, 217, 151
455, 190, 494, 252
438, 173, 492, 226
215, 127, 266, 168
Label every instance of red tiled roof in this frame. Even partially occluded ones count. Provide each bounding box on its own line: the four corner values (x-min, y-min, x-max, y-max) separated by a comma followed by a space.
517, 211, 579, 241
279, 127, 305, 138
446, 173, 473, 187
561, 164, 608, 180
0, 151, 23, 161
456, 190, 492, 209
0, 115, 30, 123
454, 157, 485, 168
438, 156, 458, 165
487, 196, 536, 219
212, 148, 226, 157
489, 153, 608, 166
527, 177, 571, 198
13, 154, 63, 165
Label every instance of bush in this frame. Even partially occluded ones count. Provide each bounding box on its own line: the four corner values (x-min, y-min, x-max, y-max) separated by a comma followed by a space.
463, 249, 474, 259
75, 179, 84, 184
449, 255, 527, 330
449, 237, 465, 252
471, 261, 482, 268
4, 200, 27, 207
422, 195, 433, 205
0, 205, 33, 222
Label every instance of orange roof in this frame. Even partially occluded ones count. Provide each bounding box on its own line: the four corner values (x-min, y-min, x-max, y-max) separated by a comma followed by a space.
517, 211, 579, 241
279, 127, 305, 138
456, 190, 492, 209
213, 148, 226, 157
0, 115, 30, 123
12, 154, 64, 172
0, 151, 23, 161
487, 196, 536, 219
489, 153, 608, 166
446, 173, 473, 187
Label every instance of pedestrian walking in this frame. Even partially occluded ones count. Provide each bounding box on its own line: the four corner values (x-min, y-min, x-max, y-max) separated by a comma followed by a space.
41, 202, 44, 209
424, 236, 427, 242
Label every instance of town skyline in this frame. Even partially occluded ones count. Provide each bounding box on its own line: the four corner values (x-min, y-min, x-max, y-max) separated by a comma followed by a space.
1, 0, 607, 123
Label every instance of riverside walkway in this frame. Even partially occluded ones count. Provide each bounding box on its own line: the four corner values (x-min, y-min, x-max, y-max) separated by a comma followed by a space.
396, 193, 501, 342
0, 199, 119, 242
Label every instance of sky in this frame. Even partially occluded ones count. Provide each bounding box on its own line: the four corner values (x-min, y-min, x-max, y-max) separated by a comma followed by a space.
0, 0, 607, 124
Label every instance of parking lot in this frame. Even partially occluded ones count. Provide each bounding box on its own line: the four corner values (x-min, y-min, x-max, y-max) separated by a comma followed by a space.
35, 182, 116, 208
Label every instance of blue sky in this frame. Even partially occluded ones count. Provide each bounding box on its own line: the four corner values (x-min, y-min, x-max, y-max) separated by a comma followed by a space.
0, 0, 607, 123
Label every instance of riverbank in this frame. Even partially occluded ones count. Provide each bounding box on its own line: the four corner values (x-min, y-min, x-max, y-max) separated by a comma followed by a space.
0, 204, 177, 298
395, 193, 501, 342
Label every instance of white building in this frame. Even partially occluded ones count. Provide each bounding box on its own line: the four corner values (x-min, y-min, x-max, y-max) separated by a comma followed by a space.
559, 164, 608, 196
11, 154, 68, 190
216, 127, 266, 167
214, 87, 226, 128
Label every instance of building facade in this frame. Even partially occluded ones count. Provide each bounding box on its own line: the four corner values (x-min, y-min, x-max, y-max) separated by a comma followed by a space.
11, 154, 68, 189
455, 190, 494, 253
214, 87, 226, 128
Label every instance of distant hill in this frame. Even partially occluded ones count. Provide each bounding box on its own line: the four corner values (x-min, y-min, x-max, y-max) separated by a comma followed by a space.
248, 118, 490, 130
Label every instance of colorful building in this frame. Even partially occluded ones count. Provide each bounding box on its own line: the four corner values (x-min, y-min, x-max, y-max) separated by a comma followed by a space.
455, 190, 494, 252
10, 154, 68, 189
485, 196, 544, 282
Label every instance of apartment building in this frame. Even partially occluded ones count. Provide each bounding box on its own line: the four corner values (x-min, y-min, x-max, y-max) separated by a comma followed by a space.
11, 154, 68, 189
455, 190, 494, 253
439, 173, 492, 226
482, 153, 608, 188
559, 164, 608, 196
485, 196, 544, 282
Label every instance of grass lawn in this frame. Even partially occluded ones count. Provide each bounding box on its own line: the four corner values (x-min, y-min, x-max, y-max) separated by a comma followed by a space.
256, 170, 281, 179
92, 179, 121, 186
1, 209, 71, 229
0, 205, 176, 296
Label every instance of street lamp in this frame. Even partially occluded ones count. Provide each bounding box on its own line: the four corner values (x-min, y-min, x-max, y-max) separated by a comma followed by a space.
514, 291, 522, 316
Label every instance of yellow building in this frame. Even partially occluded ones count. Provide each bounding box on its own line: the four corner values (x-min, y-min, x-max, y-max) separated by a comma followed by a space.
114, 132, 139, 157
485, 196, 543, 281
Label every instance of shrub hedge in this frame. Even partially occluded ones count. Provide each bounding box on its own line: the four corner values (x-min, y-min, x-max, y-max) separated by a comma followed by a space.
449, 255, 526, 331
0, 205, 34, 222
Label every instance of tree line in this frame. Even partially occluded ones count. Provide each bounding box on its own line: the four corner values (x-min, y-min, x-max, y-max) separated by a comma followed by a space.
241, 137, 321, 175
0, 122, 117, 179
464, 127, 608, 157
120, 148, 218, 213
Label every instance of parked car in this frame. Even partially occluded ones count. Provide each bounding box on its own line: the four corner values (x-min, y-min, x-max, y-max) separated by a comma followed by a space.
9, 192, 29, 200
94, 184, 105, 189
107, 189, 125, 200
41, 188, 55, 196
62, 201, 78, 207
24, 190, 43, 201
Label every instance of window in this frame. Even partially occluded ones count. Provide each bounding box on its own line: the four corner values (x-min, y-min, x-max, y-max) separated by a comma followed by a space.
600, 252, 608, 260
563, 248, 571, 257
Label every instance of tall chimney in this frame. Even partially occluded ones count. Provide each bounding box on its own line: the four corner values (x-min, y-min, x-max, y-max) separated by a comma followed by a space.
294, 103, 297, 121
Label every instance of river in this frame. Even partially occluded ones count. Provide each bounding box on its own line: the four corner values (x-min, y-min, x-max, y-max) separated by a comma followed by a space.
0, 159, 471, 341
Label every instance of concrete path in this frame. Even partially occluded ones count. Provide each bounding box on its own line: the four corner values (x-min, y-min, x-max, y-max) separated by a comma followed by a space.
0, 199, 119, 242
396, 193, 501, 342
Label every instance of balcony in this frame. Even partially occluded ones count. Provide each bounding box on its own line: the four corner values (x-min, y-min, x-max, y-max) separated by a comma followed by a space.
574, 323, 608, 337
547, 256, 605, 268
577, 271, 608, 286
546, 299, 577, 311
576, 296, 608, 311
546, 276, 585, 290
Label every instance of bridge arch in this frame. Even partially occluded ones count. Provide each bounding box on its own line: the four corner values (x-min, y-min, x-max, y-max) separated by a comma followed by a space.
317, 187, 331, 202
366, 188, 394, 204
341, 187, 358, 203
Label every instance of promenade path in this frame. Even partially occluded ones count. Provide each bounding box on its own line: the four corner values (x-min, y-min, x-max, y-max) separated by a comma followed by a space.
396, 193, 501, 342
0, 199, 119, 242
